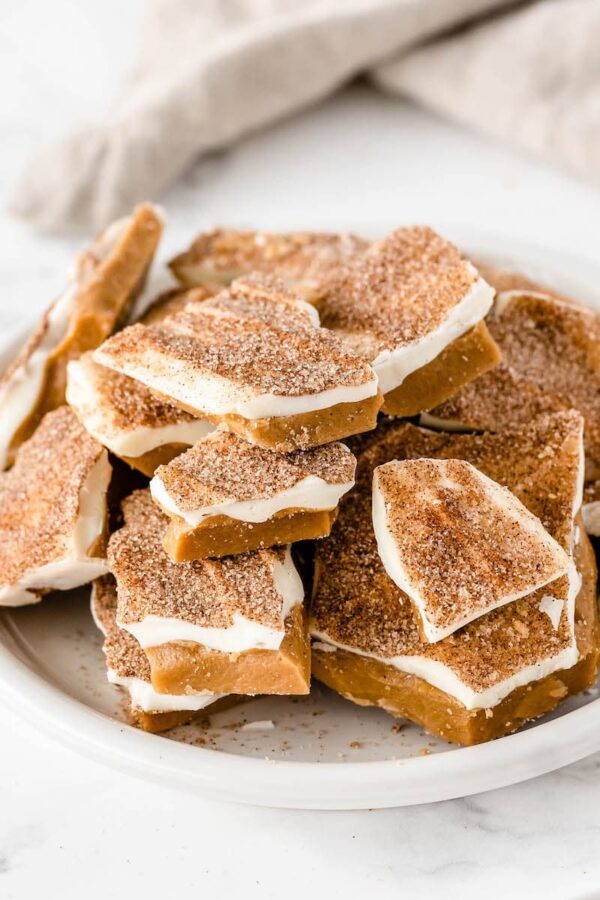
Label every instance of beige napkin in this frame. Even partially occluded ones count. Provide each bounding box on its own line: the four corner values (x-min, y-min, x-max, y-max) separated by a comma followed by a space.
10, 0, 597, 231
375, 0, 600, 182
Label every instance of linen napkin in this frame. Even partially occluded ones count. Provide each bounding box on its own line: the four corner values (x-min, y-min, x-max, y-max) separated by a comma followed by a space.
10, 0, 598, 231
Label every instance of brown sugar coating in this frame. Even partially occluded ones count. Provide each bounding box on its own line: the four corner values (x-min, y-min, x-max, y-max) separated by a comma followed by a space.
109, 489, 301, 631
95, 275, 376, 400
69, 353, 197, 432
169, 229, 369, 298
432, 292, 600, 477
155, 431, 355, 512
317, 226, 479, 353
92, 574, 150, 681
0, 406, 108, 591
374, 458, 568, 640
311, 412, 584, 696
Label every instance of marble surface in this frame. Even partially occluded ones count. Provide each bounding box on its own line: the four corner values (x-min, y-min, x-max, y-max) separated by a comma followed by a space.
2, 3, 600, 898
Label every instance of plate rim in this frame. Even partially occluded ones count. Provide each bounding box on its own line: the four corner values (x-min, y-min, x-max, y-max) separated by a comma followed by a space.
1, 225, 599, 810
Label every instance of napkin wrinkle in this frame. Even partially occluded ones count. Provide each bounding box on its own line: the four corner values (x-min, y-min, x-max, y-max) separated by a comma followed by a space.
10, 0, 597, 231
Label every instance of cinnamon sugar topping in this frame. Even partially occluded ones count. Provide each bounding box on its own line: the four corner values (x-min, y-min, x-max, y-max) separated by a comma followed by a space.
92, 574, 150, 681
94, 275, 377, 407
425, 365, 567, 432
318, 226, 479, 351
68, 352, 197, 432
0, 407, 109, 598
431, 291, 600, 477
109, 489, 301, 630
373, 458, 569, 642
154, 432, 356, 511
311, 412, 584, 696
169, 229, 369, 298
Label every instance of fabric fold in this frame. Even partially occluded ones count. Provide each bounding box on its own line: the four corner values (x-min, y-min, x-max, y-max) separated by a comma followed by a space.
10, 0, 593, 231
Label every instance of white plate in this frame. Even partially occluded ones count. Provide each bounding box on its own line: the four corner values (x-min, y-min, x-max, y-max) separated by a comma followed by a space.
0, 229, 599, 810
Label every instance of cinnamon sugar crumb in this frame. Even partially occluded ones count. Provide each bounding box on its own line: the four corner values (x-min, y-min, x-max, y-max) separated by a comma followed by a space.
319, 226, 478, 353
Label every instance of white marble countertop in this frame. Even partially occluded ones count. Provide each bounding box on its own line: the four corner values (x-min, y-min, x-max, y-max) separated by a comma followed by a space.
2, 4, 600, 898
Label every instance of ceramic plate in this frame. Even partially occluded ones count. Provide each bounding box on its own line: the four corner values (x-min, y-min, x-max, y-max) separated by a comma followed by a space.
0, 228, 599, 809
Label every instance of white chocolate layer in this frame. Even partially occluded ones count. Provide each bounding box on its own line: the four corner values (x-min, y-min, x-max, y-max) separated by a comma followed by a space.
0, 452, 111, 607
95, 340, 379, 421
372, 274, 494, 395
66, 356, 214, 458
119, 546, 304, 652
0, 288, 75, 471
372, 461, 570, 643
106, 670, 224, 714
539, 595, 564, 631
150, 472, 354, 526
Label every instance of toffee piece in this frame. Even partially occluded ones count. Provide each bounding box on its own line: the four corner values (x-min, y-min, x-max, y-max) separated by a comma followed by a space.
427, 290, 600, 478
169, 228, 369, 302
372, 458, 569, 643
67, 353, 213, 476
316, 226, 500, 415
94, 275, 381, 451
0, 406, 111, 606
109, 490, 310, 696
150, 431, 356, 559
310, 412, 599, 745
0, 204, 162, 469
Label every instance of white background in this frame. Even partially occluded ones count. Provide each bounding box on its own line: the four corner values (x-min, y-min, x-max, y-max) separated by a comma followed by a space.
2, 2, 600, 898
